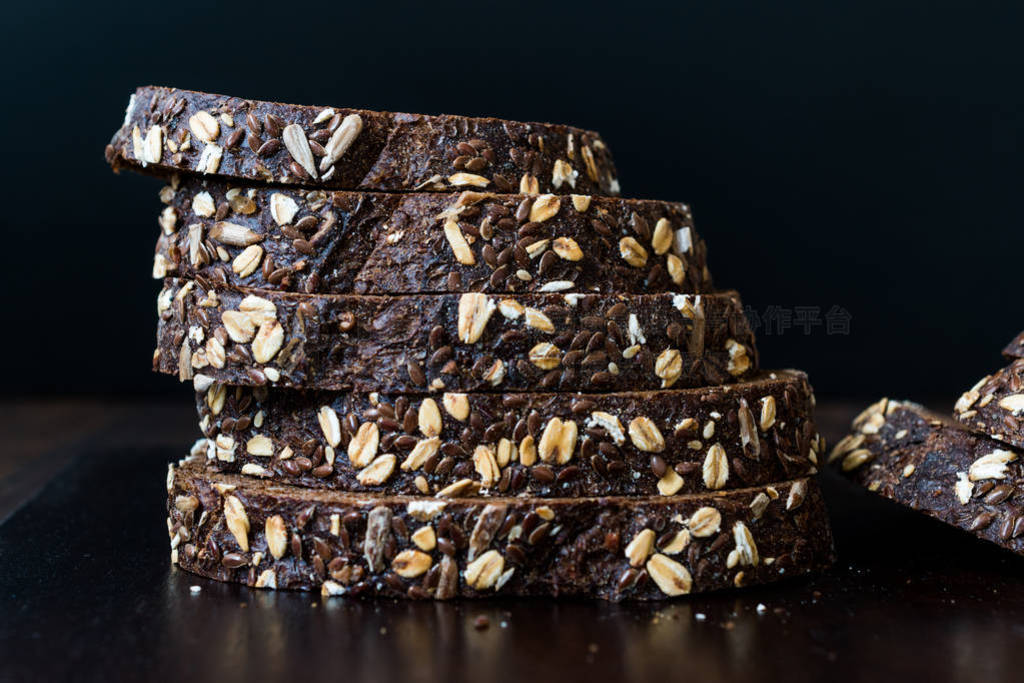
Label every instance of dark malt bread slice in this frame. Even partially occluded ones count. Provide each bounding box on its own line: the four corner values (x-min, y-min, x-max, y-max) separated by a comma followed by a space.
1004, 331, 1024, 359
954, 358, 1024, 450
194, 371, 820, 497
829, 399, 1024, 555
155, 279, 758, 393
168, 458, 834, 600
107, 86, 620, 196
152, 178, 711, 295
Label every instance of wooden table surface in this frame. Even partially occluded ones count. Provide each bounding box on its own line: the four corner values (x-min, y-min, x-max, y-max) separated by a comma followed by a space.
3, 399, 1024, 683
0, 398, 193, 522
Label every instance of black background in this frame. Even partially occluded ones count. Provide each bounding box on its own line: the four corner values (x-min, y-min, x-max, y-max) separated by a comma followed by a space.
2, 0, 1021, 401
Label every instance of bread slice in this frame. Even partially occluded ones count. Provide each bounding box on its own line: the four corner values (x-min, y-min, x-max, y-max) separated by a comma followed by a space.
954, 358, 1024, 450
156, 279, 757, 393
168, 458, 833, 600
107, 86, 620, 196
195, 371, 820, 497
830, 398, 1024, 555
153, 178, 710, 295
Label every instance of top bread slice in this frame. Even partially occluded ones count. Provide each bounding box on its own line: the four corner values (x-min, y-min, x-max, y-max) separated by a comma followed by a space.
107, 86, 620, 195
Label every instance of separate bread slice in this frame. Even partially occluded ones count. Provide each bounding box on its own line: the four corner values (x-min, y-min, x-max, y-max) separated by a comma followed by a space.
194, 370, 821, 497
830, 398, 1024, 555
107, 86, 620, 195
168, 458, 833, 600
153, 178, 709, 295
156, 280, 757, 393
955, 358, 1024, 450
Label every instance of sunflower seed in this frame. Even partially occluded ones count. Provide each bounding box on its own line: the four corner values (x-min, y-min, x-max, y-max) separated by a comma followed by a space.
191, 191, 215, 217
999, 394, 1024, 413
786, 480, 808, 510
499, 299, 525, 319
210, 222, 262, 247
570, 194, 591, 212
660, 529, 690, 554
666, 254, 685, 285
580, 146, 598, 181
955, 472, 974, 504
442, 393, 470, 421
364, 506, 392, 572
411, 526, 436, 551
519, 435, 538, 466
841, 448, 874, 471
282, 124, 318, 180
759, 396, 777, 430
317, 406, 342, 447
320, 114, 363, 171
657, 469, 684, 495
348, 422, 380, 467
738, 399, 760, 459
444, 220, 475, 265
400, 437, 440, 471
449, 172, 490, 188
357, 454, 396, 485
270, 193, 299, 226
457, 293, 495, 344
143, 125, 162, 164
969, 450, 1018, 481
245, 435, 273, 456
673, 227, 693, 254
265, 515, 288, 559
418, 398, 443, 437
223, 495, 249, 551
524, 307, 555, 333
482, 359, 506, 385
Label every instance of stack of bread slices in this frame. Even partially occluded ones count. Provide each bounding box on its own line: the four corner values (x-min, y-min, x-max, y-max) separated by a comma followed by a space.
831, 332, 1024, 556
107, 86, 833, 600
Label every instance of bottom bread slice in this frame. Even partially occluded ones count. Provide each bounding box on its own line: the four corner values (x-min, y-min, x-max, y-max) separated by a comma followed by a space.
830, 398, 1024, 555
168, 458, 833, 600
